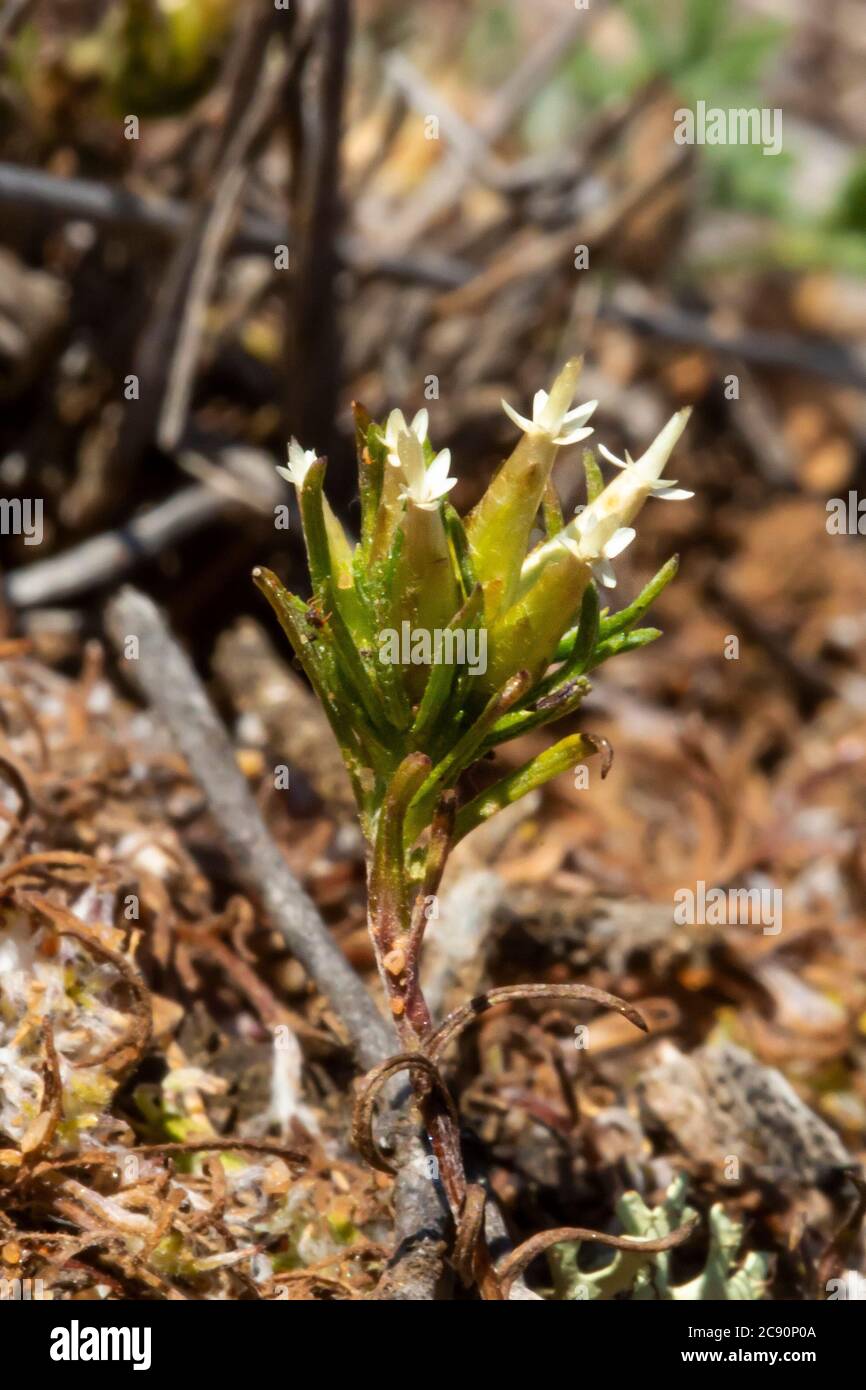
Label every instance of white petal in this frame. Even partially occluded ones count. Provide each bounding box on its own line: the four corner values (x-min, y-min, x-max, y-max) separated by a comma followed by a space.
556, 533, 581, 561
384, 408, 408, 450
501, 399, 534, 433
592, 558, 618, 588
598, 443, 629, 470
275, 465, 294, 483
632, 408, 692, 485
410, 408, 429, 440
553, 425, 595, 447
653, 485, 694, 501
532, 389, 549, 422
561, 399, 598, 427
426, 450, 451, 491
604, 526, 636, 559
396, 430, 426, 491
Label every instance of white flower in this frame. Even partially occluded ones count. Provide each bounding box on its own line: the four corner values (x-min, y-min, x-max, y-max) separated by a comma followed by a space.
569, 408, 693, 586
559, 522, 636, 589
394, 428, 457, 512
276, 437, 318, 488
501, 357, 597, 446
384, 407, 429, 462
518, 407, 693, 593
596, 409, 694, 502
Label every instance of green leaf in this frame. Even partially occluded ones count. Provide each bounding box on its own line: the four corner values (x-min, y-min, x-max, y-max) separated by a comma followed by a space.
370, 754, 432, 936
600, 555, 679, 638
542, 479, 564, 537
583, 447, 604, 504
405, 671, 531, 844
483, 675, 590, 749
552, 556, 678, 661
297, 459, 332, 602
252, 568, 374, 810
539, 582, 599, 689
443, 502, 478, 600
357, 413, 385, 561
589, 627, 662, 669
454, 733, 604, 842
411, 586, 484, 747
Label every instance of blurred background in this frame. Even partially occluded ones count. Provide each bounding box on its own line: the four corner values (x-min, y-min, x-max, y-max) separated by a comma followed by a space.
1, 0, 866, 1295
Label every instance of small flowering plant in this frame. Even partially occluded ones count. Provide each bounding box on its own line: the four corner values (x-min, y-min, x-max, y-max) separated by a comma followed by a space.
254, 360, 692, 1251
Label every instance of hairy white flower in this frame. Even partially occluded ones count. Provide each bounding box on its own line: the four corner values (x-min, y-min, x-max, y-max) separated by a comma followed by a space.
384, 407, 429, 462
394, 429, 457, 511
502, 360, 597, 446
276, 437, 318, 488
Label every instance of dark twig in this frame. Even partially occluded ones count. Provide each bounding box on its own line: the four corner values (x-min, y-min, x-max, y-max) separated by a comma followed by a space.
601, 284, 866, 393
496, 1215, 700, 1299
0, 162, 470, 288
282, 0, 351, 459
425, 982, 648, 1066
156, 48, 288, 451
5, 444, 283, 608
5, 486, 223, 609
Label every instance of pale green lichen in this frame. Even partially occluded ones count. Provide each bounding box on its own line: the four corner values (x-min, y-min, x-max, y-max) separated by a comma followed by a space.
550, 1176, 770, 1301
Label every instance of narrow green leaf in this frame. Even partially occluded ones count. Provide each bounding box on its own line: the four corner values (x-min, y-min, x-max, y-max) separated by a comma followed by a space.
454, 733, 605, 842
298, 459, 331, 601
405, 670, 531, 844
357, 413, 385, 560
599, 555, 679, 638
537, 583, 599, 693
325, 597, 401, 739
369, 435, 404, 566
589, 627, 662, 669
252, 568, 373, 808
542, 479, 564, 537
411, 586, 483, 747
443, 502, 477, 600
583, 447, 604, 504
483, 675, 590, 749
551, 556, 679, 662
370, 753, 432, 937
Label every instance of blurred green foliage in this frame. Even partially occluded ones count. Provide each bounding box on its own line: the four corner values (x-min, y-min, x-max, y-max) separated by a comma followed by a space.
567, 0, 790, 218
62, 0, 232, 116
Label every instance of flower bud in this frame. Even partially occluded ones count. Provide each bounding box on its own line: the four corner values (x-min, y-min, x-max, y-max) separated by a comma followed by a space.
466, 358, 595, 619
